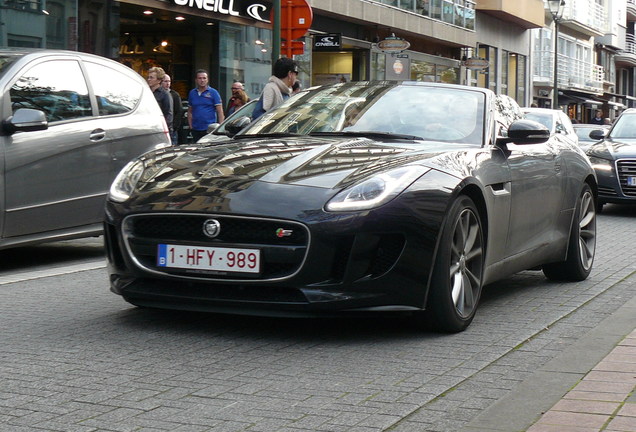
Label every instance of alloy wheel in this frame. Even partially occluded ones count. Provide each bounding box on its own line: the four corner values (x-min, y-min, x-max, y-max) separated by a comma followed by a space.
449, 208, 484, 318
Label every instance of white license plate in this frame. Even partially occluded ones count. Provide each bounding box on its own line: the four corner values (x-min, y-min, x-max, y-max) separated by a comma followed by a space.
157, 244, 260, 273
628, 176, 636, 186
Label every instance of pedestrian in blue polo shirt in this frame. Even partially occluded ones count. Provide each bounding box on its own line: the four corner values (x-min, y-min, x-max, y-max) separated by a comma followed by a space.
187, 69, 224, 142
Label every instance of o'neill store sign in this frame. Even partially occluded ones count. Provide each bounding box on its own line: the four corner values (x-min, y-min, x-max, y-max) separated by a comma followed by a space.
173, 0, 271, 22
313, 33, 341, 51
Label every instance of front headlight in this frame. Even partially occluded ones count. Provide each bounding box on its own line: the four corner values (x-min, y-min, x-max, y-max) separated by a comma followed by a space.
326, 165, 429, 212
109, 159, 144, 202
588, 156, 614, 172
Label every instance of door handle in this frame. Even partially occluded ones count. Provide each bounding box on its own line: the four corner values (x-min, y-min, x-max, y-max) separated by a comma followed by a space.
89, 129, 106, 141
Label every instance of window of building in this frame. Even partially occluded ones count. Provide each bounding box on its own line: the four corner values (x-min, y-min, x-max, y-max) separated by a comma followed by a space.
371, 0, 475, 30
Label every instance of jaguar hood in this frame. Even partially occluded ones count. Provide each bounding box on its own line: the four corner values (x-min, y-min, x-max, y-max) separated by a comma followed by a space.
125, 136, 469, 214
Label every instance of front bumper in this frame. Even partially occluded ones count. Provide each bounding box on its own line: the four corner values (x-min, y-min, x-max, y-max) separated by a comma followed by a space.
104, 206, 440, 316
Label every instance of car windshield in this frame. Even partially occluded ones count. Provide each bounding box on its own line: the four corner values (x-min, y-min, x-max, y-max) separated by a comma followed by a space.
574, 126, 601, 141
239, 82, 486, 145
523, 112, 554, 132
609, 114, 636, 139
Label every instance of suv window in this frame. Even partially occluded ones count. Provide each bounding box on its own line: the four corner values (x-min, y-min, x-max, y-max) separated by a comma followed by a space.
10, 59, 92, 122
84, 61, 142, 116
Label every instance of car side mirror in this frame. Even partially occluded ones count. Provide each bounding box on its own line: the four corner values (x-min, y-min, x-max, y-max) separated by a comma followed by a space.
3, 108, 48, 134
589, 129, 607, 140
225, 116, 252, 137
498, 119, 550, 145
207, 122, 220, 133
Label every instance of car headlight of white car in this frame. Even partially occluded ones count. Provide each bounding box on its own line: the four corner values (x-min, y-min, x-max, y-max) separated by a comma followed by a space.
326, 165, 429, 212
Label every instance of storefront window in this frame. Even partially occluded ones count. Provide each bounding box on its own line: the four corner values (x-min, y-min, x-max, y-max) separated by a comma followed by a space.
219, 22, 272, 102
477, 45, 497, 92
371, 52, 386, 80
516, 55, 526, 106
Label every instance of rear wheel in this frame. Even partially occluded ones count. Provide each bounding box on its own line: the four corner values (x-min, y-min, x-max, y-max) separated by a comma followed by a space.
428, 196, 484, 333
543, 184, 596, 281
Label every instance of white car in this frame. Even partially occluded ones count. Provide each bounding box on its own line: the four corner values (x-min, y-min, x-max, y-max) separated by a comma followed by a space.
521, 107, 579, 146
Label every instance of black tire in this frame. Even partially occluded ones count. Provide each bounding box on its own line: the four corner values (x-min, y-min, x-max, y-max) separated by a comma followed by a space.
428, 195, 485, 333
543, 184, 596, 281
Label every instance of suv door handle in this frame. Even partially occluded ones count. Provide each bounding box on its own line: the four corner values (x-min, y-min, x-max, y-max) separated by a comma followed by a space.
89, 129, 106, 141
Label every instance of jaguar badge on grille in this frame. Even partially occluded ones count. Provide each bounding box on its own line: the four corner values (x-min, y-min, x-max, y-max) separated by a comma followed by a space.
203, 219, 221, 238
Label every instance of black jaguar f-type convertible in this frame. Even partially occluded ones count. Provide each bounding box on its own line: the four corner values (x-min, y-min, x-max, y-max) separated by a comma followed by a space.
104, 81, 597, 332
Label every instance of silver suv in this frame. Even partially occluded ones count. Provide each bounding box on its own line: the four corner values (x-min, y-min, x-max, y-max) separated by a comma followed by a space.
0, 49, 170, 249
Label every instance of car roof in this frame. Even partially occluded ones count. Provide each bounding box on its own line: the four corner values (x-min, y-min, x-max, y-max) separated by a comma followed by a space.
573, 124, 609, 129
521, 107, 559, 116
0, 48, 119, 65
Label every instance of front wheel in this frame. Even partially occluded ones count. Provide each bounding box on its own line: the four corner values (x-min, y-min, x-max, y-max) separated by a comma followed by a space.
428, 196, 485, 333
543, 184, 596, 281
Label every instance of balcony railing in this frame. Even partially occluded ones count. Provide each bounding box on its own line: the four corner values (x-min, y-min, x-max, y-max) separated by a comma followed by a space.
373, 0, 476, 30
562, 0, 607, 34
616, 33, 636, 66
622, 33, 636, 55
534, 49, 604, 93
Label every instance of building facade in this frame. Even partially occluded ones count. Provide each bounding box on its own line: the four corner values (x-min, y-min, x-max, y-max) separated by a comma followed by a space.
0, 0, 592, 113
531, 0, 613, 123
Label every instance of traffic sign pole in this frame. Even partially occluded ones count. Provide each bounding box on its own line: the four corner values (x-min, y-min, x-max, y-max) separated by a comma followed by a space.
272, 0, 280, 63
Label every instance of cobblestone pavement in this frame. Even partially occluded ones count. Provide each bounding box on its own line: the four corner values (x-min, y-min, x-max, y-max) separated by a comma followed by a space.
0, 205, 635, 432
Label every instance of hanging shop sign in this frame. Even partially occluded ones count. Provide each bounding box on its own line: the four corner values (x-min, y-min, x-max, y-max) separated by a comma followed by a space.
377, 34, 410, 54
313, 33, 341, 51
385, 53, 410, 80
463, 57, 489, 70
173, 0, 271, 23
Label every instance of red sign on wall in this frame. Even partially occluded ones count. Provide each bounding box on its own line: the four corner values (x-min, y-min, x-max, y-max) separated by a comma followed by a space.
271, 0, 313, 56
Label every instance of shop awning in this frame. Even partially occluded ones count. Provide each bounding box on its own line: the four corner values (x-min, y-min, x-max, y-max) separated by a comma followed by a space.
607, 101, 626, 109
559, 91, 603, 106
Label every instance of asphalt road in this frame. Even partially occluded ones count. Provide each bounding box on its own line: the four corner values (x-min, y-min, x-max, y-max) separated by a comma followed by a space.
1, 205, 635, 432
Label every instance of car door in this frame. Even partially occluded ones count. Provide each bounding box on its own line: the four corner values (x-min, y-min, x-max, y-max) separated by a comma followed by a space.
504, 137, 565, 257
2, 57, 110, 238
81, 60, 166, 180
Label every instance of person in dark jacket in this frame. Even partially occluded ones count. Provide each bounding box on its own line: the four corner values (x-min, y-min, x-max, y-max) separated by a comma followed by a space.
147, 67, 173, 132
590, 109, 604, 125
162, 74, 182, 145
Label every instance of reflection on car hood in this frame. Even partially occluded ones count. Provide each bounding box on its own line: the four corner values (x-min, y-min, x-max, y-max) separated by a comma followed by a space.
587, 138, 636, 159
128, 136, 467, 211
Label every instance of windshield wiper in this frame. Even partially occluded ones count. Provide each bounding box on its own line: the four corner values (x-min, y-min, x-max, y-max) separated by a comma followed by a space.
308, 131, 423, 140
237, 132, 302, 138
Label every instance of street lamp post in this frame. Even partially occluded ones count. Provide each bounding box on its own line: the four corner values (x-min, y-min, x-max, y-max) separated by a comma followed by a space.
548, 0, 566, 110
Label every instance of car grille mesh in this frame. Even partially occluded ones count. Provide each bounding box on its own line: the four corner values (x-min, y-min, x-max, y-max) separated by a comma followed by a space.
617, 159, 636, 197
124, 214, 309, 281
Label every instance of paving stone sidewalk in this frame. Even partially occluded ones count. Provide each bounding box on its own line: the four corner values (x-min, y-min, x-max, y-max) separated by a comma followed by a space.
526, 328, 636, 432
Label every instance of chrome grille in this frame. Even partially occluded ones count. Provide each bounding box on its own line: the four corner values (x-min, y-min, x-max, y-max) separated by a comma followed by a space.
617, 159, 636, 197
123, 214, 310, 281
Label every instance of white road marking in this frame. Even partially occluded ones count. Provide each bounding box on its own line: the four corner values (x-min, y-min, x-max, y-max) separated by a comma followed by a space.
0, 261, 106, 285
